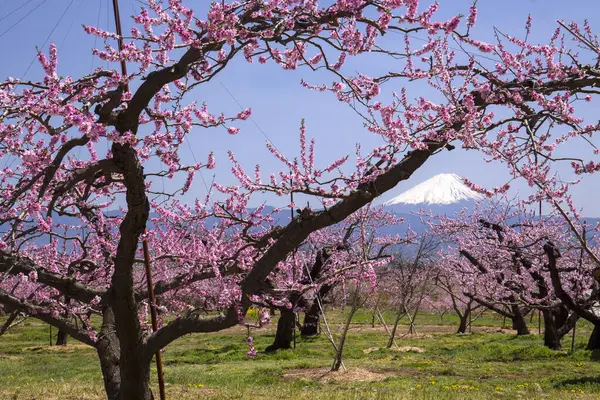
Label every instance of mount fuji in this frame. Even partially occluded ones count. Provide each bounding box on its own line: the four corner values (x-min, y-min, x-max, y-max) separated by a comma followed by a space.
384, 173, 484, 206
383, 173, 484, 217
370, 173, 487, 240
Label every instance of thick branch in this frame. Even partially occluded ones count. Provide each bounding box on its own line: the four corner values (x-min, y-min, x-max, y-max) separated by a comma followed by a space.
136, 269, 216, 300
0, 311, 20, 336
465, 293, 513, 318
543, 242, 600, 323
122, 43, 219, 132
459, 249, 489, 274
0, 289, 95, 346
39, 136, 91, 200
556, 310, 579, 337
479, 219, 505, 243
144, 305, 239, 359
0, 251, 105, 303
241, 143, 441, 295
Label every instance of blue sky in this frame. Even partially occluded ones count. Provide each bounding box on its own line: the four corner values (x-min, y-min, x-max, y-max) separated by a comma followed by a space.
1, 0, 600, 215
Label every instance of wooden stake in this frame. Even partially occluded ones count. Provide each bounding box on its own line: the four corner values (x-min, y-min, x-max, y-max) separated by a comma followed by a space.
111, 0, 129, 91
468, 309, 472, 334
571, 320, 577, 354
378, 309, 399, 348
404, 305, 417, 335
290, 175, 296, 351
293, 313, 297, 350
143, 240, 166, 400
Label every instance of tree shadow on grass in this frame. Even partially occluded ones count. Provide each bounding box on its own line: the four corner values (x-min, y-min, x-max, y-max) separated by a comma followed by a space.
554, 376, 600, 389
554, 376, 600, 388
194, 344, 240, 355
163, 344, 241, 365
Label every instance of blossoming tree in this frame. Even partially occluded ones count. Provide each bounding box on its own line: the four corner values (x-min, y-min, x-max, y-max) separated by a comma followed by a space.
432, 201, 587, 348
3, 0, 600, 398
0, 1, 487, 398
265, 205, 407, 351
432, 270, 482, 334
362, 7, 600, 348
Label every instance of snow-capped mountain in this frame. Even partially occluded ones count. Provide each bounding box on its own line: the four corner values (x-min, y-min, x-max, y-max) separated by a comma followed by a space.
384, 173, 484, 206
380, 173, 485, 235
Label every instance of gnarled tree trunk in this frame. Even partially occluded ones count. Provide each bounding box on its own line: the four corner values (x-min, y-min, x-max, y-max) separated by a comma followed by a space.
97, 307, 122, 400
300, 302, 321, 337
55, 329, 68, 346
301, 283, 332, 337
587, 323, 600, 351
300, 248, 334, 337
110, 141, 153, 400
266, 309, 295, 352
511, 305, 530, 335
542, 310, 561, 350
457, 308, 470, 334
542, 306, 577, 350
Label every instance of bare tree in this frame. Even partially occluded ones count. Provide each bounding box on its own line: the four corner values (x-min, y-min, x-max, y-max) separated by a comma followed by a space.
381, 236, 438, 347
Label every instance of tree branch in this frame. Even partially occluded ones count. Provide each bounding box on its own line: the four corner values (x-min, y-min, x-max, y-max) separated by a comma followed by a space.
543, 242, 600, 323
0, 289, 96, 346
144, 305, 240, 359
0, 251, 105, 303
241, 143, 442, 295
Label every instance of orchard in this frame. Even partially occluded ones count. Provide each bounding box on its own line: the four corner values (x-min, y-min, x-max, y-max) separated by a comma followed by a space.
2, 0, 600, 399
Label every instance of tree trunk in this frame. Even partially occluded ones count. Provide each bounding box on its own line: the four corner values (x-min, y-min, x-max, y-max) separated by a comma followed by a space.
332, 290, 360, 371
587, 323, 600, 351
56, 295, 70, 346
110, 141, 153, 400
511, 305, 530, 335
300, 250, 333, 337
300, 301, 320, 337
542, 310, 561, 350
457, 310, 469, 334
406, 308, 418, 335
55, 329, 68, 346
301, 283, 333, 337
97, 307, 122, 400
541, 307, 578, 351
387, 307, 404, 348
112, 297, 152, 400
266, 309, 295, 352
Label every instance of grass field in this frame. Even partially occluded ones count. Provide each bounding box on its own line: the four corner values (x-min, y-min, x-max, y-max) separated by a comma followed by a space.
1, 310, 599, 399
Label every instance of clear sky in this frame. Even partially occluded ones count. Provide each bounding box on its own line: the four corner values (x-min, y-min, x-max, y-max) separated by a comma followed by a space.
1, 0, 600, 215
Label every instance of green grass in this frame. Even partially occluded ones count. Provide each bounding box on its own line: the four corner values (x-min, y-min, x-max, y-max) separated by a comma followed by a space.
1, 311, 599, 399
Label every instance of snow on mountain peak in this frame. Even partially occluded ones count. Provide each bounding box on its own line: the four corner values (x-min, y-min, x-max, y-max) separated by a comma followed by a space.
383, 173, 484, 206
